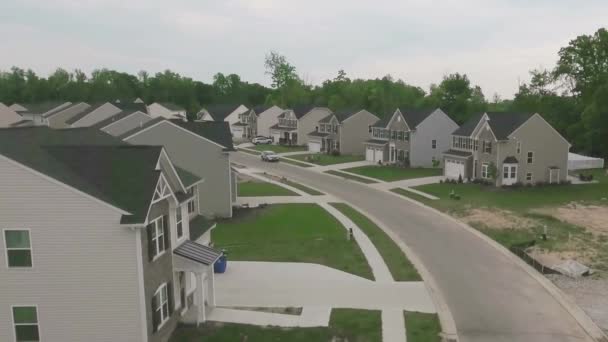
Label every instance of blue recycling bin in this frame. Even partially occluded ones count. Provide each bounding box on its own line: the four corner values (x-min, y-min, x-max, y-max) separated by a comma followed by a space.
214, 254, 227, 273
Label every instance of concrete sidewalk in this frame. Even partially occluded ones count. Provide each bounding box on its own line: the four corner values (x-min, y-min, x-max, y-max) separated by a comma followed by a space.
208, 306, 331, 327
235, 195, 336, 206
370, 175, 444, 190
311, 160, 375, 172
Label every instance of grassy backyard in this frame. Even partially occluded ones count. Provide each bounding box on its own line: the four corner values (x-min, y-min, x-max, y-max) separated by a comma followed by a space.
405, 312, 441, 342
344, 165, 442, 182
291, 153, 365, 166
393, 168, 608, 275
252, 144, 307, 153
331, 203, 421, 281
237, 180, 299, 197
325, 170, 379, 184
170, 309, 381, 342
211, 204, 374, 280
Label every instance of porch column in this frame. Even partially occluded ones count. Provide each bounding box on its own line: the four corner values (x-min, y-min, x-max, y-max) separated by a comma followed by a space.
206, 265, 216, 307
196, 272, 205, 326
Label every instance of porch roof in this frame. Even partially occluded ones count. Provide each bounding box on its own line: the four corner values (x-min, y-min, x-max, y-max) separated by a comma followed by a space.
364, 139, 388, 146
174, 240, 222, 266
503, 156, 519, 163
232, 122, 248, 126
443, 149, 473, 158
308, 131, 330, 137
269, 124, 296, 131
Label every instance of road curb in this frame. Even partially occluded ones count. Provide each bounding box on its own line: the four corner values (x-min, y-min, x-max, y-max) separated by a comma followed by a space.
388, 189, 608, 342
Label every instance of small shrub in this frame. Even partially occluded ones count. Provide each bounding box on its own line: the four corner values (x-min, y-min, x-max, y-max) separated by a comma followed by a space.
330, 149, 340, 156
432, 159, 440, 168
458, 174, 463, 184
439, 179, 444, 184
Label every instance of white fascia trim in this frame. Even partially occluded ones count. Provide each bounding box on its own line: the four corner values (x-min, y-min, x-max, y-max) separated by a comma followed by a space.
143, 173, 179, 227
157, 148, 187, 193
123, 120, 228, 150
508, 113, 571, 147
0, 153, 130, 216
388, 108, 411, 131
99, 111, 147, 131
470, 113, 490, 138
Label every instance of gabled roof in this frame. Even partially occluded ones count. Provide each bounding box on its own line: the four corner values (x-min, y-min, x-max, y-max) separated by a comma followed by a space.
174, 240, 222, 266
43, 102, 86, 118
117, 117, 166, 139
308, 131, 330, 137
200, 104, 243, 121
93, 110, 151, 130
291, 105, 316, 119
0, 127, 165, 223
252, 105, 272, 114
157, 102, 185, 111
399, 108, 438, 129
503, 156, 519, 163
114, 102, 148, 114
175, 166, 202, 188
453, 112, 534, 140
65, 102, 116, 125
371, 116, 392, 128
168, 120, 235, 151
17, 102, 68, 115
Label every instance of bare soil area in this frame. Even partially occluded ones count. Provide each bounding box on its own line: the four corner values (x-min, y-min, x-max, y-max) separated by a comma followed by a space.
460, 208, 538, 230
537, 203, 608, 235
527, 246, 595, 268
547, 274, 608, 334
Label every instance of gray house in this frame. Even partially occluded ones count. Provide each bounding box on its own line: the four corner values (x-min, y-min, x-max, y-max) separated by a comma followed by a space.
232, 108, 258, 140
443, 112, 570, 185
0, 127, 222, 342
10, 102, 72, 126
364, 108, 458, 167
269, 106, 332, 146
307, 109, 379, 155
115, 119, 237, 219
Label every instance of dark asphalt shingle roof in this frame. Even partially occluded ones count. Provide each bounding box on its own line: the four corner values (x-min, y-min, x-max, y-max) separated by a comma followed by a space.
443, 149, 473, 157
189, 215, 215, 241
291, 105, 316, 119
65, 102, 114, 125
93, 110, 151, 130
0, 127, 164, 223
175, 167, 201, 188
503, 156, 519, 163
158, 102, 184, 111
43, 102, 88, 118
253, 105, 272, 115
364, 139, 388, 145
372, 116, 391, 128
173, 240, 222, 265
399, 108, 437, 128
117, 117, 166, 139
114, 102, 148, 114
308, 131, 330, 137
17, 102, 68, 115
453, 112, 533, 140
269, 123, 296, 131
201, 104, 244, 121
169, 119, 235, 151
10, 119, 34, 127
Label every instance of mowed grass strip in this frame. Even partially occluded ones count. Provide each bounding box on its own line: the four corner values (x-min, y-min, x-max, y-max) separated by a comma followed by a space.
237, 180, 299, 197
280, 157, 315, 167
170, 309, 381, 342
252, 144, 308, 153
330, 203, 421, 281
344, 165, 442, 182
291, 153, 365, 166
405, 312, 442, 342
212, 204, 374, 280
282, 180, 324, 195
325, 170, 379, 184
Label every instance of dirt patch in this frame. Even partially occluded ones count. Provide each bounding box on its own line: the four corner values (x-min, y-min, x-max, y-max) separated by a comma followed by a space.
537, 203, 608, 236
460, 208, 538, 230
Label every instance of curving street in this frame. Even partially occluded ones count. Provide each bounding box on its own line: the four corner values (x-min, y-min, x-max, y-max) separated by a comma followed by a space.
232, 151, 595, 342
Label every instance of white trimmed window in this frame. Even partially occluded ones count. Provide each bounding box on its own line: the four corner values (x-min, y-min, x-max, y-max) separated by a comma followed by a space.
516, 141, 521, 154
481, 163, 490, 179
474, 139, 479, 151
484, 141, 492, 154
154, 283, 170, 329
187, 199, 196, 214
527, 151, 534, 164
149, 217, 166, 260
12, 306, 39, 341
176, 207, 183, 239
4, 230, 32, 268
432, 139, 437, 149
526, 172, 533, 181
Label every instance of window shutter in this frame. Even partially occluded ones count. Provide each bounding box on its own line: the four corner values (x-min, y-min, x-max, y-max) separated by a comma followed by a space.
147, 224, 155, 262
167, 281, 174, 316
151, 294, 158, 332
163, 215, 170, 250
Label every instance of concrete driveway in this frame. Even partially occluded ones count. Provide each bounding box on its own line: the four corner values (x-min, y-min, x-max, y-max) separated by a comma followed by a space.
232, 152, 598, 342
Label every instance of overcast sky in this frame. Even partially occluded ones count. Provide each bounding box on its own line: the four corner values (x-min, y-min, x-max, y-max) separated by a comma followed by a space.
1, 0, 606, 98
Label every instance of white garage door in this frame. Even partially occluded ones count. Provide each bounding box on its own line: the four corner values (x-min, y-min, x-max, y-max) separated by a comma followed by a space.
445, 159, 465, 179
374, 149, 383, 162
366, 147, 375, 162
308, 141, 321, 153
271, 131, 281, 143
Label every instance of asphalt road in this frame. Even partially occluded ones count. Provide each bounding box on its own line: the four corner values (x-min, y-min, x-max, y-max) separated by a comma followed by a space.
232, 151, 593, 342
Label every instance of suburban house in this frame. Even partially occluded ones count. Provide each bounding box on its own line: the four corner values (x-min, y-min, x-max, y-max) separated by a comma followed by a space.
443, 112, 570, 185
231, 108, 257, 140
196, 104, 248, 123
0, 103, 22, 127
67, 102, 148, 127
253, 105, 284, 138
9, 102, 71, 126
269, 106, 333, 146
97, 109, 153, 137
148, 102, 187, 120
307, 109, 379, 154
364, 108, 458, 166
112, 119, 237, 219
46, 102, 92, 128
0, 127, 222, 342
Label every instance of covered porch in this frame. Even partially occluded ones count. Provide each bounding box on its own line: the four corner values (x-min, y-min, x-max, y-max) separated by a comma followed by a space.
173, 240, 223, 326
270, 125, 298, 145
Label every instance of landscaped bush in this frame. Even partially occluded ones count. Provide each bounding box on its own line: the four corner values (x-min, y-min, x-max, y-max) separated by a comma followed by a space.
330, 149, 341, 156
578, 173, 594, 182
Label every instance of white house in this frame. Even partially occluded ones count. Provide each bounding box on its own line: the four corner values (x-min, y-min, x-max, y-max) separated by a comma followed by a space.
0, 103, 23, 127
148, 102, 187, 120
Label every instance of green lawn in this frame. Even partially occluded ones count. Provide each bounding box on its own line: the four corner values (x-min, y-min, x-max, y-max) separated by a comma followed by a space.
237, 181, 299, 197
330, 203, 421, 281
291, 153, 365, 166
344, 165, 442, 182
238, 148, 260, 155
252, 144, 307, 153
325, 170, 379, 184
405, 312, 441, 342
170, 309, 381, 342
212, 204, 374, 280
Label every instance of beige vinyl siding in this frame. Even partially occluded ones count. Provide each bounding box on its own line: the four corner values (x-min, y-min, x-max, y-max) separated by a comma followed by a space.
102, 112, 153, 137
125, 122, 233, 218
256, 106, 283, 137
72, 103, 121, 127
297, 108, 332, 145
409, 109, 459, 167
0, 103, 23, 127
472, 123, 498, 182
0, 157, 144, 342
339, 110, 379, 155
47, 103, 91, 129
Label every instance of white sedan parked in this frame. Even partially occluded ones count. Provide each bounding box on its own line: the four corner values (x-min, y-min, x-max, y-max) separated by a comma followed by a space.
252, 136, 273, 145
260, 151, 280, 162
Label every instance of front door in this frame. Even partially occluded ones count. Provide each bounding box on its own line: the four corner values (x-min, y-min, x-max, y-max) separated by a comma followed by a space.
502, 164, 518, 185
179, 272, 187, 312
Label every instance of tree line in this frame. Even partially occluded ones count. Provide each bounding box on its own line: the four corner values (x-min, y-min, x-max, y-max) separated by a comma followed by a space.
1, 28, 606, 158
